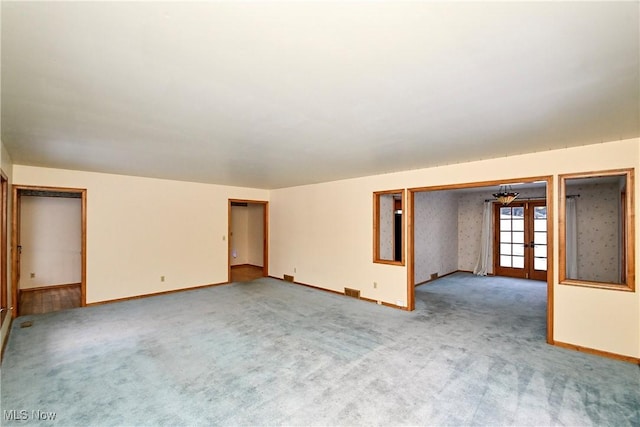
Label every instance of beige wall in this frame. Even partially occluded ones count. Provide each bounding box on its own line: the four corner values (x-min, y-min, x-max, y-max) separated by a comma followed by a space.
6, 138, 639, 360
270, 179, 408, 306
13, 166, 269, 303
247, 204, 264, 267
230, 206, 249, 266
19, 196, 82, 289
270, 138, 640, 358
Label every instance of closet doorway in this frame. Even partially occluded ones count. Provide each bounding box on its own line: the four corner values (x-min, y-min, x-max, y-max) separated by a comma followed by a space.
228, 199, 268, 283
12, 186, 86, 317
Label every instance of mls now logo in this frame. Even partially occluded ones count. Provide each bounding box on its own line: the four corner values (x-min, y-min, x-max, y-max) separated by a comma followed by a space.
3, 410, 29, 421
4, 409, 57, 421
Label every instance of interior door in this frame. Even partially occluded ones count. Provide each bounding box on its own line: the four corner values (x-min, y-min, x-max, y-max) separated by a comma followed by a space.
494, 201, 547, 281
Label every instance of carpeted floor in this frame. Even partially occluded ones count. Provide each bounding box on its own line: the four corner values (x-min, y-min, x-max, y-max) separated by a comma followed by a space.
1, 272, 639, 426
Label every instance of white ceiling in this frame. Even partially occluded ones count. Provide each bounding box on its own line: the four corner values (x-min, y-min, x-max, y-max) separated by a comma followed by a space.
2, 2, 638, 189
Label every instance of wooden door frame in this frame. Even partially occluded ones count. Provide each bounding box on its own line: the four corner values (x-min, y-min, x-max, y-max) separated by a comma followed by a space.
407, 175, 554, 344
0, 171, 7, 324
493, 200, 548, 281
227, 199, 269, 282
11, 185, 87, 318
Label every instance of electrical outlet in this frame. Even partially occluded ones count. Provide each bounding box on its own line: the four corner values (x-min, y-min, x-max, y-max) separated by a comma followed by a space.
161, 276, 165, 282
373, 281, 377, 289
30, 273, 35, 278
223, 235, 226, 241
294, 267, 296, 273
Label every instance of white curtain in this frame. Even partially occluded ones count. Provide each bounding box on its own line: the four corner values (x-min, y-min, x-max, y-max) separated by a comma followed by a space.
566, 197, 578, 279
474, 202, 492, 276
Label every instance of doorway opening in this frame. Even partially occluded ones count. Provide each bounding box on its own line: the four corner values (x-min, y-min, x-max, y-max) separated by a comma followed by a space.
407, 176, 553, 343
11, 186, 87, 317
228, 199, 268, 283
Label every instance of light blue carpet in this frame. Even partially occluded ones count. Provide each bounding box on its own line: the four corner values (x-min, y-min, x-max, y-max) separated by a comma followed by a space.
1, 273, 639, 426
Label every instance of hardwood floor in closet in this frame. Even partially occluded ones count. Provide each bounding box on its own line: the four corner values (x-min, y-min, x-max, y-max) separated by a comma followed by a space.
20, 284, 81, 315
231, 265, 264, 283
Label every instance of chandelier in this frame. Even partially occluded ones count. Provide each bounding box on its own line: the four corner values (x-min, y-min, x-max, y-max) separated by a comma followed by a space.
493, 185, 519, 205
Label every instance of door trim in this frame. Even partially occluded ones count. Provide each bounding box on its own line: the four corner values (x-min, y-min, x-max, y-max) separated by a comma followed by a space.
227, 199, 269, 282
0, 171, 7, 324
407, 175, 554, 344
11, 185, 87, 317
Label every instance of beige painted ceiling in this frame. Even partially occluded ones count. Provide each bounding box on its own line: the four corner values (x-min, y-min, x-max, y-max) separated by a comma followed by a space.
1, 2, 638, 189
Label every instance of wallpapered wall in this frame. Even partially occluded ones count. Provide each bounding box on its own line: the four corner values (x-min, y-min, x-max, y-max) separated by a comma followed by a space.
379, 194, 394, 260
456, 188, 547, 272
457, 193, 487, 272
415, 180, 620, 284
414, 190, 458, 284
566, 181, 621, 283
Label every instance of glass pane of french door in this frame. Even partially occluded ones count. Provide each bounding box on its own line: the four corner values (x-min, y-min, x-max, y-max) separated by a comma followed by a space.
498, 206, 525, 270
495, 201, 547, 281
533, 205, 547, 273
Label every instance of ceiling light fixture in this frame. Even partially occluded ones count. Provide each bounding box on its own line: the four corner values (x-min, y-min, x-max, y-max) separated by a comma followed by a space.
493, 185, 519, 205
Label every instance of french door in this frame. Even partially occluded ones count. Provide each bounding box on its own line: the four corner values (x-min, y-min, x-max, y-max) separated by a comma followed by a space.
494, 201, 547, 281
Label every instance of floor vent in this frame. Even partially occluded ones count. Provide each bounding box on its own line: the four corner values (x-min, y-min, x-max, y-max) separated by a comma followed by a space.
284, 274, 294, 282
344, 288, 360, 299
20, 321, 33, 328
